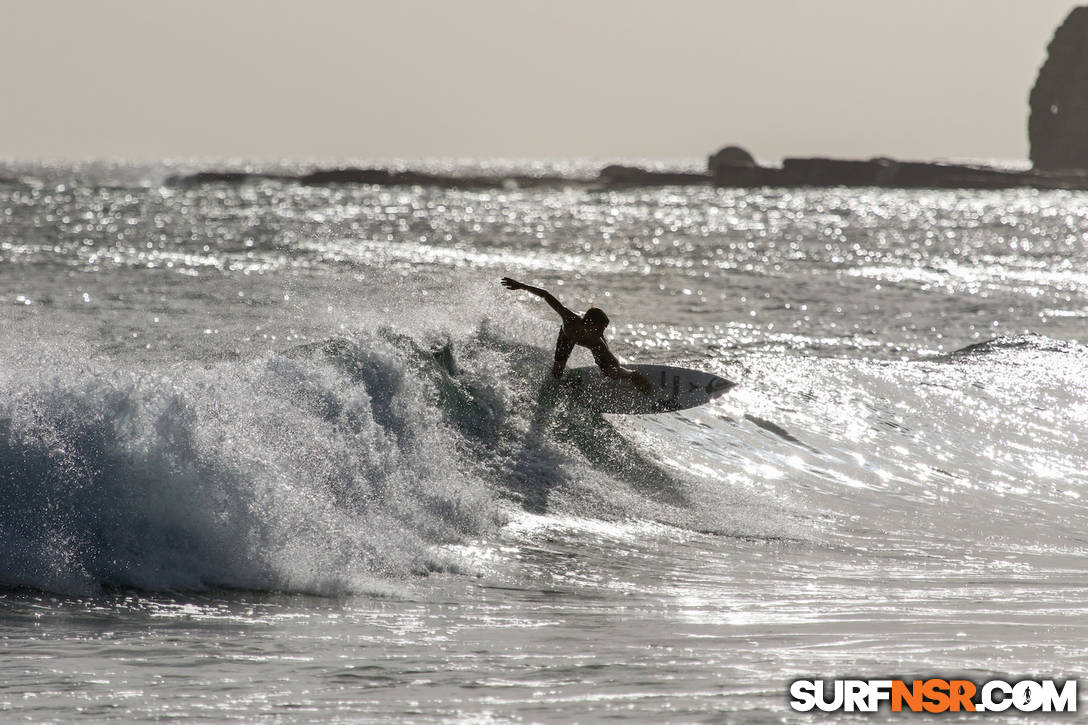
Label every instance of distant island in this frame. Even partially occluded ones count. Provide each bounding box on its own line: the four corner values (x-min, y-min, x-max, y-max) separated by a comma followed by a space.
166, 6, 1088, 193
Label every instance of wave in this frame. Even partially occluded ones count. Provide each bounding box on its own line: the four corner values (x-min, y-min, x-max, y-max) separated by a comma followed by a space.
0, 322, 787, 596
14, 323, 1072, 597
940, 333, 1084, 358
0, 330, 507, 595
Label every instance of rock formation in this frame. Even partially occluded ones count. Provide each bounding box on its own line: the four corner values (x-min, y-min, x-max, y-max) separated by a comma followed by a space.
707, 145, 756, 172
299, 168, 395, 185
1030, 6, 1088, 170
164, 167, 582, 190
597, 165, 710, 186
707, 145, 779, 186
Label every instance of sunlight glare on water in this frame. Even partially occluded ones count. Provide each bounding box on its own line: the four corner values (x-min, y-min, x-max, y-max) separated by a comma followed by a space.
1, 164, 1087, 721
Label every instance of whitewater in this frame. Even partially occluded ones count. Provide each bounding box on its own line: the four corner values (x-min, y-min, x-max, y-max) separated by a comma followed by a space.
1, 160, 1086, 722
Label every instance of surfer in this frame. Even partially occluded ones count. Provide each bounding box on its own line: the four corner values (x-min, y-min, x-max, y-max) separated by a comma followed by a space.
500, 277, 654, 394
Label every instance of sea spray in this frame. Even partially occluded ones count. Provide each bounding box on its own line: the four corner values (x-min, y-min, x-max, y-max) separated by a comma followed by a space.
0, 334, 501, 595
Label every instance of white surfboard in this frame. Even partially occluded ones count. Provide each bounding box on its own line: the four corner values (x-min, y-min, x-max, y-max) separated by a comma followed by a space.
564, 364, 735, 414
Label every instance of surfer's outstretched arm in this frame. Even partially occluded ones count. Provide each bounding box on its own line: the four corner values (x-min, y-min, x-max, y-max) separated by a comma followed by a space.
500, 277, 580, 324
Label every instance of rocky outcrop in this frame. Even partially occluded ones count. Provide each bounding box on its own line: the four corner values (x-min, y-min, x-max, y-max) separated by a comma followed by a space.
707, 145, 780, 186
707, 145, 756, 171
163, 171, 294, 186
597, 165, 710, 186
1030, 6, 1088, 170
778, 157, 1008, 188
779, 157, 893, 186
163, 166, 586, 190
299, 168, 394, 185
708, 152, 1088, 190
164, 171, 256, 186
299, 168, 587, 189
708, 164, 782, 187
777, 157, 1088, 189
161, 153, 1088, 193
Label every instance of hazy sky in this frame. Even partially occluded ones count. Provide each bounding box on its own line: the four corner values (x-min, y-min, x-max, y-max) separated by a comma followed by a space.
0, 0, 1080, 162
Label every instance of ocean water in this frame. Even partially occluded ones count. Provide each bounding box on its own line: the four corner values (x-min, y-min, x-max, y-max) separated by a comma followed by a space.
1, 161, 1086, 722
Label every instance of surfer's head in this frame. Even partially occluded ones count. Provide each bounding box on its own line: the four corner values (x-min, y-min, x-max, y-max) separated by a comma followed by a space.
583, 307, 609, 332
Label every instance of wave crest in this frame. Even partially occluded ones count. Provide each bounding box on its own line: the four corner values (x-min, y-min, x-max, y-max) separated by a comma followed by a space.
0, 332, 501, 595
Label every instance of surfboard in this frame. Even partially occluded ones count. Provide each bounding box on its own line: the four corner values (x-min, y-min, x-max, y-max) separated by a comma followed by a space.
563, 364, 735, 414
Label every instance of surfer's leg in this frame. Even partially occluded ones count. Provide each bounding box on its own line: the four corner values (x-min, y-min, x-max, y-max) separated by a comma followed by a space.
552, 328, 575, 377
